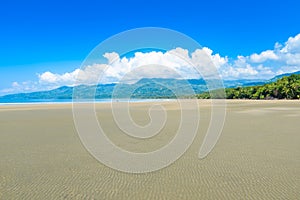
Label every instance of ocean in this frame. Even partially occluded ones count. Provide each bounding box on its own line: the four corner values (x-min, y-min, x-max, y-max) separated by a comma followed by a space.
0, 98, 175, 105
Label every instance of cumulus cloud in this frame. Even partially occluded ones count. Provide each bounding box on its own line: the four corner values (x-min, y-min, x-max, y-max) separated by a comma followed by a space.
232, 33, 300, 78
250, 50, 279, 63
37, 47, 228, 88
222, 66, 258, 78
191, 47, 228, 69
33, 33, 300, 88
3, 33, 300, 95
103, 52, 120, 63
221, 56, 257, 78
38, 69, 80, 86
280, 34, 300, 53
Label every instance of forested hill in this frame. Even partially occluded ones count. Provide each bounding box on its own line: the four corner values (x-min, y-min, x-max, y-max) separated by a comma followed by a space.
196, 74, 300, 99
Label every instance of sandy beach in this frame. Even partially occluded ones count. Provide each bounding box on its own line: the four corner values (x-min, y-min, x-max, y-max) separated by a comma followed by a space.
0, 100, 299, 199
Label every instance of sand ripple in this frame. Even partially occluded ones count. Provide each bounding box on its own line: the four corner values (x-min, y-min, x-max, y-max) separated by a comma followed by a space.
0, 100, 299, 199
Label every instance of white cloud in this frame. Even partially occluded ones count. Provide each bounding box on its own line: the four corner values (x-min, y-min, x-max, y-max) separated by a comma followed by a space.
222, 66, 258, 78
189, 47, 228, 78
283, 53, 300, 65
0, 81, 42, 95
21, 33, 300, 92
103, 52, 120, 63
3, 33, 300, 96
221, 56, 259, 78
281, 34, 300, 53
38, 70, 80, 85
250, 50, 279, 63
37, 47, 228, 88
231, 33, 300, 79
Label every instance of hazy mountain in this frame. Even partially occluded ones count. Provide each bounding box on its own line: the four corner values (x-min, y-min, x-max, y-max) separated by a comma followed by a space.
1, 72, 299, 102
268, 70, 300, 82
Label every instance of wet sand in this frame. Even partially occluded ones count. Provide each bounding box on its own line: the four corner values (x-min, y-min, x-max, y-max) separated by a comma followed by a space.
0, 100, 299, 199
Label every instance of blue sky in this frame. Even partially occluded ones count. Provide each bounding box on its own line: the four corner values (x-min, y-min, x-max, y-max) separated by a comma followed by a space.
1, 0, 300, 95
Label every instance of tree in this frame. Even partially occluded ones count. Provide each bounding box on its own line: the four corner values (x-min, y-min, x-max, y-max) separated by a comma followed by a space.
196, 74, 300, 100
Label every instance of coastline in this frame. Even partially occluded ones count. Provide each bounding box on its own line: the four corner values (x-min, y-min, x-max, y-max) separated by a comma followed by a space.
0, 98, 299, 106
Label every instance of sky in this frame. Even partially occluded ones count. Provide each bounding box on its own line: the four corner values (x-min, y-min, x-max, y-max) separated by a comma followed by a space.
0, 0, 300, 95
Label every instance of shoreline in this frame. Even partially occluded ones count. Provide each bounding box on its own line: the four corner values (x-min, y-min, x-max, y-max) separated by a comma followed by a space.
0, 98, 299, 104
0, 99, 178, 106
1, 99, 299, 111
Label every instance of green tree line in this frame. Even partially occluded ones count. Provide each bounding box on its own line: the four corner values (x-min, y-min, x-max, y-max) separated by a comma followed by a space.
196, 74, 300, 99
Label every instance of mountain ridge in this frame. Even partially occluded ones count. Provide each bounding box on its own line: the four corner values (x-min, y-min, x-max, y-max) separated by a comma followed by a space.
1, 71, 299, 102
